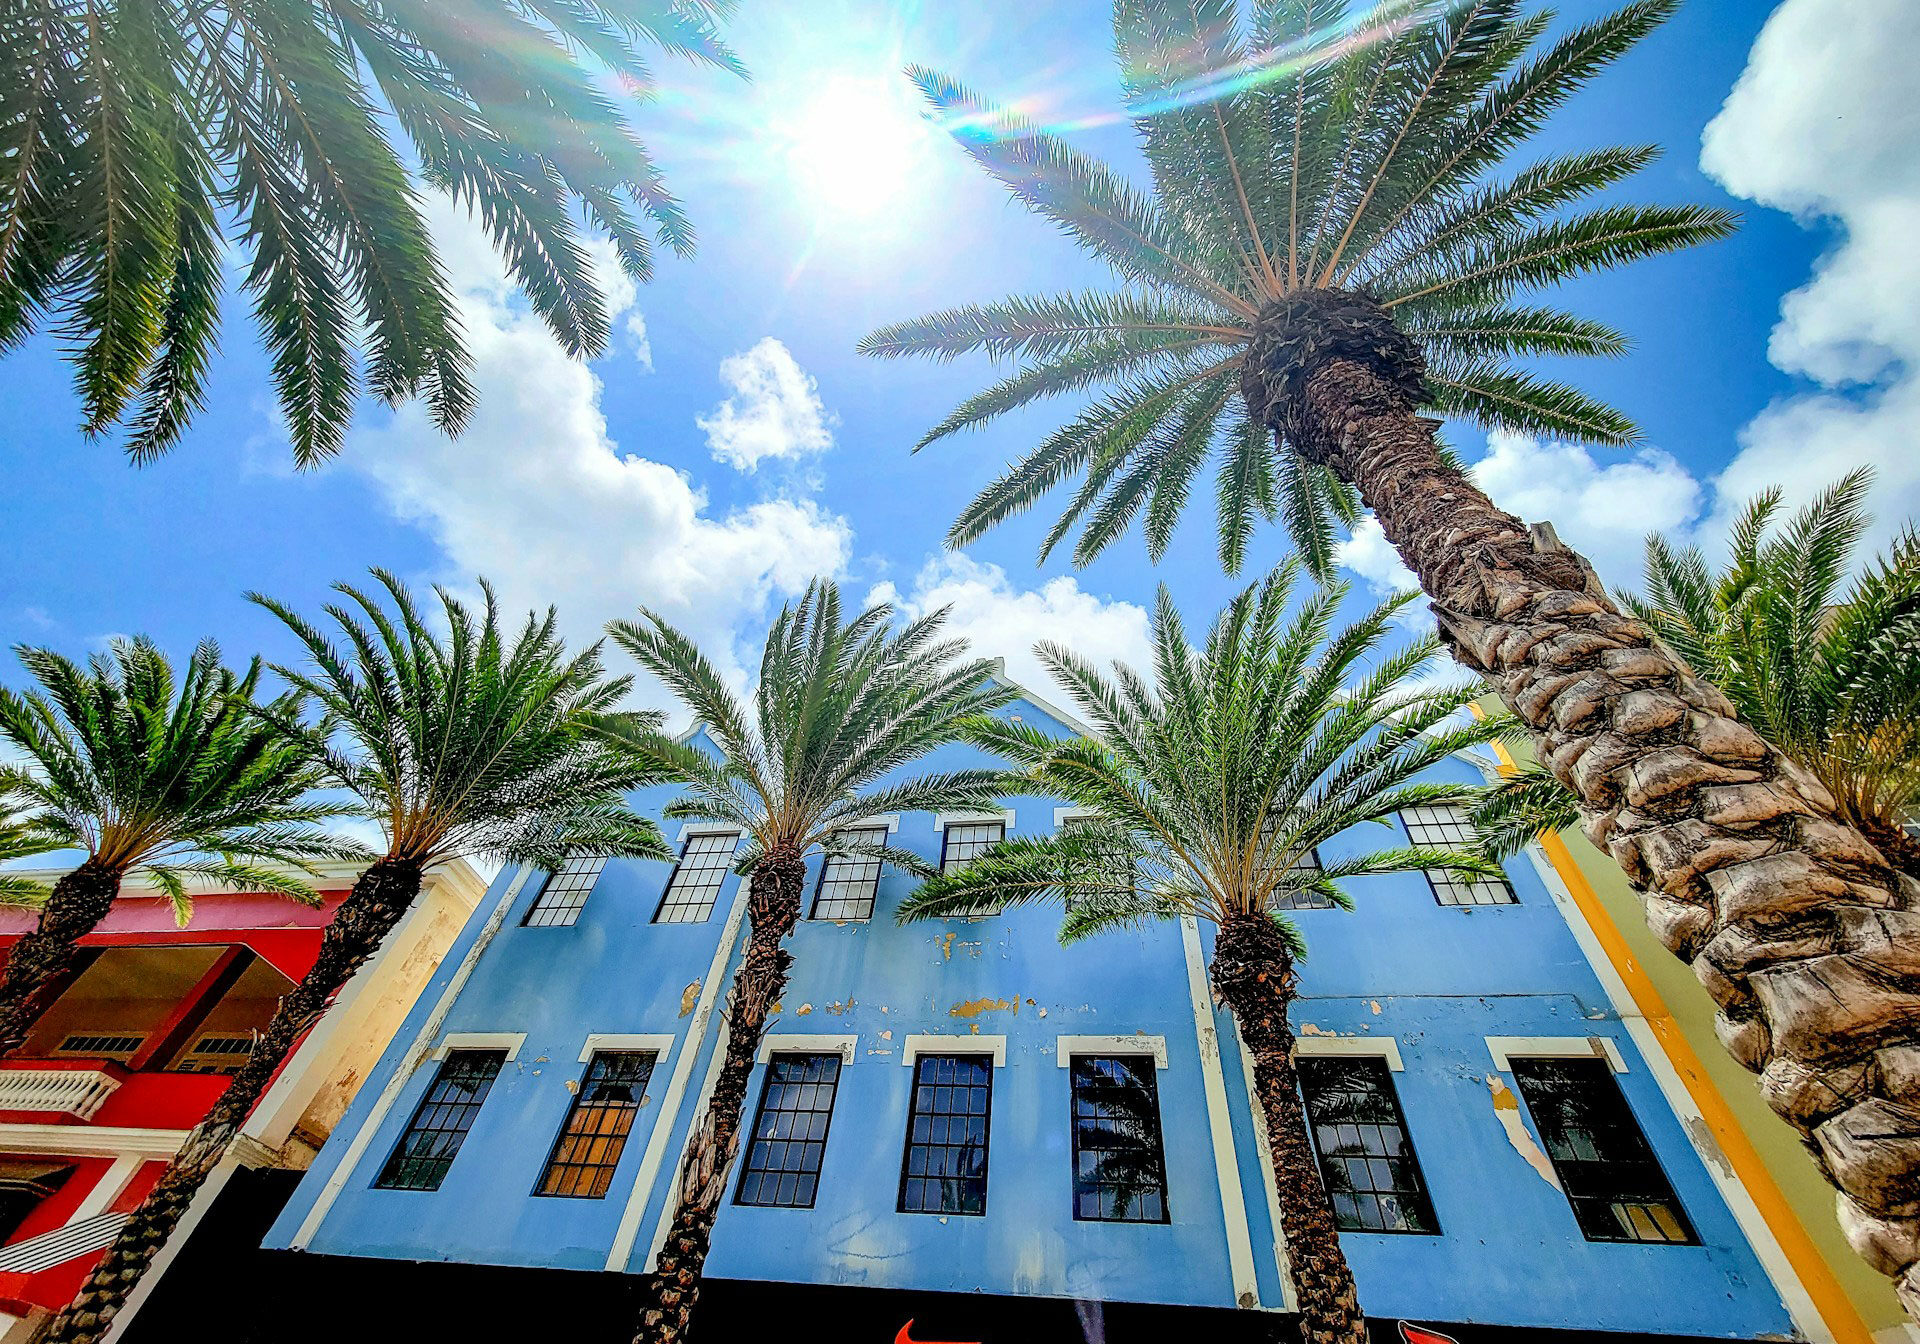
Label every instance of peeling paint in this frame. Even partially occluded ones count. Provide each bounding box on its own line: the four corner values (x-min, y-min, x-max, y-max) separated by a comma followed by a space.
796, 1003, 813, 1017
679, 980, 701, 1016
564, 1079, 578, 1094
826, 998, 856, 1015
1368, 1000, 1382, 1015
1036, 1007, 1047, 1018
948, 996, 1017, 1019
940, 933, 955, 961
1487, 1074, 1560, 1189
879, 1029, 893, 1040
1298, 1022, 1333, 1036
1683, 1113, 1736, 1180
969, 1023, 980, 1034
534, 1054, 549, 1063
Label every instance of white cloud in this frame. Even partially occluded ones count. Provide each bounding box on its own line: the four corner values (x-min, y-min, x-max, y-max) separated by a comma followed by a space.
1334, 516, 1420, 596
697, 336, 836, 472
345, 206, 852, 702
626, 309, 653, 372
1699, 0, 1920, 557
879, 555, 1153, 704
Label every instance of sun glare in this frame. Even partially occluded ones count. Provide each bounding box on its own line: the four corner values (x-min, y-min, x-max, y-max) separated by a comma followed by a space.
780, 76, 930, 221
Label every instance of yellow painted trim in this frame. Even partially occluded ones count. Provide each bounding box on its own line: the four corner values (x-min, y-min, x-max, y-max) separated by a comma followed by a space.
1480, 731, 1875, 1344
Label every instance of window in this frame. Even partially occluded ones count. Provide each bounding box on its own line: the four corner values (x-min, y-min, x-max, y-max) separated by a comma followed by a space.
524, 854, 607, 927
1058, 815, 1133, 904
1509, 1058, 1695, 1244
1069, 1055, 1169, 1223
1298, 1056, 1438, 1234
375, 1049, 506, 1191
173, 1034, 254, 1074
939, 820, 1005, 873
899, 1054, 992, 1215
52, 1033, 144, 1061
737, 1052, 844, 1208
811, 827, 886, 921
654, 831, 739, 924
1400, 804, 1516, 906
1272, 844, 1335, 910
535, 1050, 656, 1198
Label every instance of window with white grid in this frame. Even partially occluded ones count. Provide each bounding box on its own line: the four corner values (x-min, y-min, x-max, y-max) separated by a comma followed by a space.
1400, 804, 1516, 906
811, 827, 886, 921
1272, 844, 1335, 910
939, 820, 1004, 873
523, 854, 608, 927
654, 832, 740, 923
1058, 815, 1133, 905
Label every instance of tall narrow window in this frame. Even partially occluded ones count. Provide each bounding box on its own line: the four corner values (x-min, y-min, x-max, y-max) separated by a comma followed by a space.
1069, 1055, 1169, 1223
654, 831, 739, 924
375, 1049, 506, 1191
523, 854, 607, 927
811, 827, 887, 921
939, 820, 1004, 873
737, 1052, 844, 1208
535, 1051, 657, 1198
1400, 804, 1516, 906
1058, 815, 1134, 905
1298, 1056, 1438, 1234
899, 1054, 992, 1215
1272, 843, 1335, 910
1510, 1058, 1696, 1244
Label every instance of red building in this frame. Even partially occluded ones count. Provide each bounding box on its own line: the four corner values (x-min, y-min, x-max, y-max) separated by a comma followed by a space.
0, 860, 484, 1341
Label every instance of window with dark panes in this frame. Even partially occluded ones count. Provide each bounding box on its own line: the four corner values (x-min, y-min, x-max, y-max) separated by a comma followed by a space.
1298, 1055, 1438, 1234
899, 1054, 992, 1215
1273, 842, 1335, 910
523, 854, 607, 927
811, 827, 887, 921
1510, 1057, 1696, 1244
737, 1052, 844, 1208
535, 1050, 656, 1198
654, 831, 739, 923
1069, 1055, 1169, 1223
939, 820, 1004, 873
1059, 815, 1134, 906
1400, 803, 1516, 906
375, 1049, 506, 1191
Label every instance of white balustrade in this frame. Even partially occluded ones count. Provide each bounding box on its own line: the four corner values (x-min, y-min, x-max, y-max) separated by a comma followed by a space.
0, 1066, 122, 1119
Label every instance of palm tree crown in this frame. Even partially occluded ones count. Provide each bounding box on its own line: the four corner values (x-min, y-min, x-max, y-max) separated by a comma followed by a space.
899, 560, 1509, 934
253, 570, 673, 871
0, 806, 56, 907
0, 636, 358, 917
605, 579, 1014, 874
862, 0, 1732, 575
0, 0, 742, 464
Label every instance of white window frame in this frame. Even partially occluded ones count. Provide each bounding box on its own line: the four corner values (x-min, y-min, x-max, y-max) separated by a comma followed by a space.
430, 1031, 526, 1062
1292, 1036, 1405, 1071
577, 1033, 675, 1064
900, 1033, 1006, 1067
756, 1033, 858, 1065
1054, 1034, 1168, 1069
1486, 1035, 1627, 1074
932, 810, 1016, 833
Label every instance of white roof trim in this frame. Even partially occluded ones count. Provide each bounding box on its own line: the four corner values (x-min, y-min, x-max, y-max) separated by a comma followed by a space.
578, 1033, 676, 1064
431, 1031, 526, 1062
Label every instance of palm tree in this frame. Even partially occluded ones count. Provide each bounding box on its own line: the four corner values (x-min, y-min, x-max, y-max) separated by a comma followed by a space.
0, 805, 57, 907
0, 636, 357, 1057
1474, 471, 1920, 872
40, 572, 683, 1344
898, 562, 1511, 1344
0, 0, 742, 464
604, 579, 1014, 1344
865, 0, 1920, 1308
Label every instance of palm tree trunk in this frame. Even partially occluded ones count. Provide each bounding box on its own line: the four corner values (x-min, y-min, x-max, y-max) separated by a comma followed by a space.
1258, 308, 1920, 1314
1212, 912, 1367, 1344
635, 850, 805, 1344
0, 858, 122, 1058
35, 856, 425, 1344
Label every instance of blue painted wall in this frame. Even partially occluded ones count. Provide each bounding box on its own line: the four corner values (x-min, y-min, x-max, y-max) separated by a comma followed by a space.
268, 690, 1799, 1339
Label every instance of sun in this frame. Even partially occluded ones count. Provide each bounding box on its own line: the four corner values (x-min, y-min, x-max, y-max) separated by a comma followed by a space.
780, 75, 931, 221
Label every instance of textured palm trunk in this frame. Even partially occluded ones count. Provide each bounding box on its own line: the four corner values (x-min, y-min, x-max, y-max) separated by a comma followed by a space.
634, 850, 805, 1344
1212, 912, 1368, 1344
0, 858, 123, 1059
36, 857, 425, 1344
1245, 290, 1920, 1316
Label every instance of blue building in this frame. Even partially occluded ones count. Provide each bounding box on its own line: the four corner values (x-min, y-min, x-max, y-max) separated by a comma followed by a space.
237, 678, 1831, 1343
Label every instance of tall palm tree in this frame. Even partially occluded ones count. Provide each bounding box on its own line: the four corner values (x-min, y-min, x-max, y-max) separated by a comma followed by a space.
0, 636, 357, 1057
1474, 471, 1920, 872
898, 562, 1511, 1344
0, 0, 742, 464
865, 0, 1920, 1308
604, 580, 1014, 1344
0, 805, 58, 907
40, 572, 683, 1344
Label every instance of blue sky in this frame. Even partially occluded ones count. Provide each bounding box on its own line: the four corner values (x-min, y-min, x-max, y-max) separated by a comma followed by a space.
2, 0, 1914, 711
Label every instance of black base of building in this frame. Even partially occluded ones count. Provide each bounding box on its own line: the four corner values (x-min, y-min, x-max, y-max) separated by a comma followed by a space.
115, 1167, 1765, 1344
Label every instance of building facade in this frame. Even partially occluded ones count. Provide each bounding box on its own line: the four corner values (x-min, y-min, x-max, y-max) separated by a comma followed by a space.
0, 859, 485, 1340
259, 684, 1839, 1342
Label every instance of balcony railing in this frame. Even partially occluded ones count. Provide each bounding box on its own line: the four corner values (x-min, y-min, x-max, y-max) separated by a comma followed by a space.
0, 1061, 125, 1120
